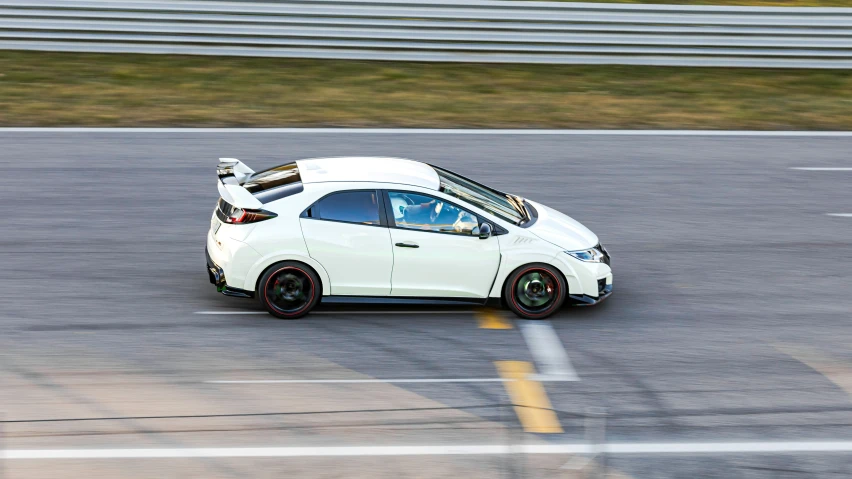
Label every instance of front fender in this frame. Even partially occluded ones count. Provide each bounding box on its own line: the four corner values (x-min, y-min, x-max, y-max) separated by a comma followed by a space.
488, 251, 581, 298
244, 252, 332, 295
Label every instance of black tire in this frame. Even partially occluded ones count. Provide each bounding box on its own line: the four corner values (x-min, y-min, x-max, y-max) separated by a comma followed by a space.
257, 261, 321, 319
503, 263, 567, 319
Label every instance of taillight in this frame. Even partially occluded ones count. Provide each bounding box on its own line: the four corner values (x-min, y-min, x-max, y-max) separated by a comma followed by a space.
224, 207, 277, 224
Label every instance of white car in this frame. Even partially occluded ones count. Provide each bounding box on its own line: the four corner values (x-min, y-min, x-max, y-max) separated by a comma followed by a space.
207, 157, 612, 319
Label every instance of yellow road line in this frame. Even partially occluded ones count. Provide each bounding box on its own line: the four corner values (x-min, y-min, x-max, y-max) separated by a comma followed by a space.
495, 360, 563, 433
476, 309, 513, 329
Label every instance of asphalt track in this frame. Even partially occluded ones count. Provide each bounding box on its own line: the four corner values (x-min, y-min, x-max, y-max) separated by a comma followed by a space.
2, 130, 852, 478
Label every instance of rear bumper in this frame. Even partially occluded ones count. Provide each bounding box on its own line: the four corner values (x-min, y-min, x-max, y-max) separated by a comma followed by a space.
206, 248, 254, 298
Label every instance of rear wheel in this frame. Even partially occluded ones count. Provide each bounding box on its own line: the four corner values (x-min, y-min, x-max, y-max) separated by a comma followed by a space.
258, 262, 321, 319
504, 264, 566, 319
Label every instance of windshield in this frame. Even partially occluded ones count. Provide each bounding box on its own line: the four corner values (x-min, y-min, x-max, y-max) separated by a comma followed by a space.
432, 166, 525, 225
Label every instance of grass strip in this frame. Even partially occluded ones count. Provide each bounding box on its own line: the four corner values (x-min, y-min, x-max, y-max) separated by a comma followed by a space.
1, 51, 851, 130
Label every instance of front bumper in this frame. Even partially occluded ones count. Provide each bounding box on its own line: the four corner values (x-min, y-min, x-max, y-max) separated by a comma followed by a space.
205, 248, 254, 298
569, 283, 613, 306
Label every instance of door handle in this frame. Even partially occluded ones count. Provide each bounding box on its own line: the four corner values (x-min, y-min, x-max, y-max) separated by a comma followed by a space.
395, 242, 419, 248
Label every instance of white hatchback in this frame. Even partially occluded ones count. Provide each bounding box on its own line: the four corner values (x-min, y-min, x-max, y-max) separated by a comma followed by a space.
206, 157, 612, 319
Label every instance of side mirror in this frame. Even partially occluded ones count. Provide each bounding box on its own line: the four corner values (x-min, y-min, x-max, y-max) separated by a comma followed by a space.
478, 222, 492, 240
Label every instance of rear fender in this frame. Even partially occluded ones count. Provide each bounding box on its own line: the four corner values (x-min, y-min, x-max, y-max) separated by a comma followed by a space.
245, 253, 331, 295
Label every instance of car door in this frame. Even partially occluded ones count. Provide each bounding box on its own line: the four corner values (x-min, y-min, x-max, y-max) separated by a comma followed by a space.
300, 189, 393, 295
385, 190, 501, 298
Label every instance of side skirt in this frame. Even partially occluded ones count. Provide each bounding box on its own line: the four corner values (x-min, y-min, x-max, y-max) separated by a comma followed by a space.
321, 296, 490, 306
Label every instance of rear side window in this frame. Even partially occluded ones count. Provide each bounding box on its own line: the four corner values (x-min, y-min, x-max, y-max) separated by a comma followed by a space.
312, 191, 381, 226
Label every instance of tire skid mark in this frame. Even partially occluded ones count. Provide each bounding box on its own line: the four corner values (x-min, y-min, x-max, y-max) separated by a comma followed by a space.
307, 319, 516, 428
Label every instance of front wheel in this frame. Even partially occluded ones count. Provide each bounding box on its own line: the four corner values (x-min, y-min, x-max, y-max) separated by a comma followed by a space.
258, 262, 321, 319
504, 264, 567, 319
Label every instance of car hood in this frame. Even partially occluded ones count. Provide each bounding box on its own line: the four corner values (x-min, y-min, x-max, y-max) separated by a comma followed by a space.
524, 199, 598, 251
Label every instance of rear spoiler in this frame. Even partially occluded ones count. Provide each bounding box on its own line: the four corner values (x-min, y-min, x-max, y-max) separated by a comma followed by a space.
217, 158, 262, 209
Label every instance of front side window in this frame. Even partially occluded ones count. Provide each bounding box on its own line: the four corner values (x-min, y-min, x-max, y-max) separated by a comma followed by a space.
388, 191, 479, 236
315, 190, 381, 225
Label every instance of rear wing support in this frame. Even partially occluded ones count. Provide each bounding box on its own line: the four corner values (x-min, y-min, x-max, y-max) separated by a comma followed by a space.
217, 158, 262, 209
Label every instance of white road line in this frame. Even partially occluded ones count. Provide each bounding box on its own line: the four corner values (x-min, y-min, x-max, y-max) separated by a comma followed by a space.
790, 167, 852, 171
193, 310, 474, 315
206, 378, 509, 384
826, 214, 852, 217
8, 441, 852, 459
517, 321, 579, 382
606, 441, 852, 454
2, 128, 852, 136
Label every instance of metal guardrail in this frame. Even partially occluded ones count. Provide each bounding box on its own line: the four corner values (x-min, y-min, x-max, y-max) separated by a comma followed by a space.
1, 0, 852, 68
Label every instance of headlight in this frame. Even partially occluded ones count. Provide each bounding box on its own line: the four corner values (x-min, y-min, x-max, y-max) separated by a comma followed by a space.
565, 247, 605, 263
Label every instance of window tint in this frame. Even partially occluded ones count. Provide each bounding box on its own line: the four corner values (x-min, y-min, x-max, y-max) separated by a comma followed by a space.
388, 191, 479, 236
316, 191, 381, 225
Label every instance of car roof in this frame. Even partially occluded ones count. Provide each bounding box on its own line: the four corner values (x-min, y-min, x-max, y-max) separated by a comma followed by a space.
295, 157, 440, 190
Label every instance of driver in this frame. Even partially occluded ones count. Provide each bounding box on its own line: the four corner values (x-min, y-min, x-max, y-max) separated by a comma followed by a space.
401, 199, 439, 228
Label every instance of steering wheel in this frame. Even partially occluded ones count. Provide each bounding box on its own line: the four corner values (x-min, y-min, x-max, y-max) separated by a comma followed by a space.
453, 211, 477, 234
